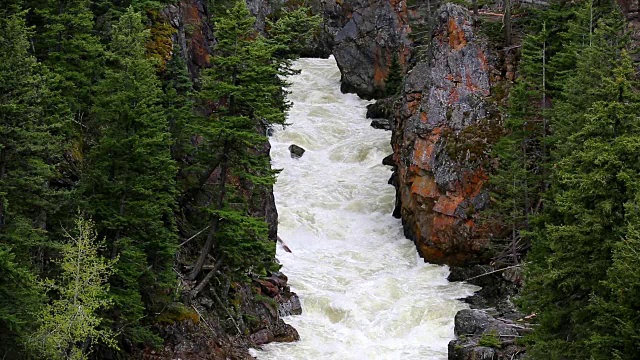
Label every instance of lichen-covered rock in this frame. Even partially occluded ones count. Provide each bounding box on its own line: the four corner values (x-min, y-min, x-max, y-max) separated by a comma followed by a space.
390, 3, 499, 266
448, 309, 527, 360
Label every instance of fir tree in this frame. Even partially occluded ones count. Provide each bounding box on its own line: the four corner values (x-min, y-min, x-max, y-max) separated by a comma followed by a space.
85, 7, 177, 345
384, 54, 403, 97
34, 0, 104, 121
0, 11, 67, 355
484, 25, 549, 264
522, 51, 640, 359
187, 1, 283, 286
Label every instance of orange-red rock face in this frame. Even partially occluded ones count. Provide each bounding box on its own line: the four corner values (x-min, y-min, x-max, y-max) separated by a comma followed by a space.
391, 4, 495, 266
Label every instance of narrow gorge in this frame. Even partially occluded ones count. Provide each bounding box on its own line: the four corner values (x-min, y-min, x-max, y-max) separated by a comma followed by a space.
252, 57, 478, 359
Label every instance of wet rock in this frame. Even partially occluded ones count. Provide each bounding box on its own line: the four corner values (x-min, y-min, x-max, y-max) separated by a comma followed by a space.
279, 293, 302, 316
274, 324, 300, 342
288, 144, 306, 159
448, 265, 522, 319
255, 279, 280, 297
382, 153, 395, 167
371, 118, 392, 130
250, 329, 273, 345
455, 309, 518, 337
366, 98, 395, 119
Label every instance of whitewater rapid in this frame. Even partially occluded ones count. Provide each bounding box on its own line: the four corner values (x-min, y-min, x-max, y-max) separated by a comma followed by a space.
251, 57, 478, 360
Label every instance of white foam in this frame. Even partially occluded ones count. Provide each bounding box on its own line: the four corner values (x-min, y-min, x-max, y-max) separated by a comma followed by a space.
252, 57, 479, 360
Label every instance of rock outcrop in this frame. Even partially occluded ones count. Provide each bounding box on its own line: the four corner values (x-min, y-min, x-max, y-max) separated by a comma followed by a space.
138, 273, 301, 359
389, 3, 499, 266
448, 309, 528, 360
333, 0, 413, 98
447, 265, 529, 360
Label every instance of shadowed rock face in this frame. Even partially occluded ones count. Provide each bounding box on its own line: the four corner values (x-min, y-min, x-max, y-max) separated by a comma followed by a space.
390, 3, 496, 266
333, 0, 415, 99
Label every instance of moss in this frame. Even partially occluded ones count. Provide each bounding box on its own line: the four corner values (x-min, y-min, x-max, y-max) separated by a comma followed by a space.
145, 10, 176, 71
155, 303, 200, 325
479, 330, 502, 348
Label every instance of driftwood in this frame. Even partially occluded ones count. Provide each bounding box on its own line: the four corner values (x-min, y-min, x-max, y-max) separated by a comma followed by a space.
277, 236, 292, 253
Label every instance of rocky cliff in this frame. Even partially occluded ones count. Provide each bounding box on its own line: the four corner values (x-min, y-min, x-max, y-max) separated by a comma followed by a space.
145, 1, 301, 358
389, 3, 499, 266
332, 0, 413, 98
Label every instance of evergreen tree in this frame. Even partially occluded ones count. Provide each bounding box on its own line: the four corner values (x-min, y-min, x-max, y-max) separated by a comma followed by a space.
34, 0, 104, 121
522, 51, 640, 359
0, 11, 68, 355
84, 7, 177, 345
163, 44, 196, 164
186, 1, 284, 286
385, 54, 402, 97
483, 25, 549, 264
549, 4, 626, 159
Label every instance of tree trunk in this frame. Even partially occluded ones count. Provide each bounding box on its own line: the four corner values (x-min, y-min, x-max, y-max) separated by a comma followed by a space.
504, 0, 512, 46
0, 148, 6, 231
189, 256, 225, 299
188, 141, 230, 280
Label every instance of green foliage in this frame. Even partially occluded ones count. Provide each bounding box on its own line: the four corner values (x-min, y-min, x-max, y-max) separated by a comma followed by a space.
0, 244, 45, 356
34, 0, 105, 120
384, 54, 402, 97
84, 7, 177, 345
479, 331, 502, 349
0, 0, 332, 355
0, 11, 67, 354
267, 6, 322, 63
523, 50, 640, 359
30, 215, 117, 360
483, 24, 549, 264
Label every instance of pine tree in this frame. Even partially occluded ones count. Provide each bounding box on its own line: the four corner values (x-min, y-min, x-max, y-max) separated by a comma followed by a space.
549, 4, 626, 159
163, 44, 196, 164
522, 50, 640, 360
34, 0, 104, 121
385, 54, 403, 97
483, 25, 549, 264
31, 215, 117, 360
0, 10, 67, 355
186, 1, 283, 286
84, 7, 177, 344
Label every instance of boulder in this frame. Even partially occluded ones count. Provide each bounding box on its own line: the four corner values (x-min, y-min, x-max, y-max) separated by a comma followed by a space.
448, 309, 526, 360
288, 144, 306, 159
382, 153, 395, 167
370, 118, 392, 130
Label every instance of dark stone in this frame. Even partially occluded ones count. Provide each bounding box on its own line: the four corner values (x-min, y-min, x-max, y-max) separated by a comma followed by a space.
288, 144, 306, 159
382, 153, 395, 167
366, 98, 394, 119
371, 118, 392, 130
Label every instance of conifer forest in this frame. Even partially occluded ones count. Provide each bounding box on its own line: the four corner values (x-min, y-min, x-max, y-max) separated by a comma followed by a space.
0, 0, 639, 359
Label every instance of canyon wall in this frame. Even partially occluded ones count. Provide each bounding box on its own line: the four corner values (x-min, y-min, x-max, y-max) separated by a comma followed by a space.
389, 4, 498, 266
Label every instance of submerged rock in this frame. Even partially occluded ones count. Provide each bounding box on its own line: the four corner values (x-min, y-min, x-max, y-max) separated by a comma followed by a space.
288, 144, 306, 159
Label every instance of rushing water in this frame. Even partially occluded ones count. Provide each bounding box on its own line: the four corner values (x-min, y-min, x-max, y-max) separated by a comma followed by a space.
251, 57, 478, 360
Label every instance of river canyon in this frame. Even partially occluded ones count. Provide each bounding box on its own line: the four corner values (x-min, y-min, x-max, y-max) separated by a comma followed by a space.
251, 57, 479, 359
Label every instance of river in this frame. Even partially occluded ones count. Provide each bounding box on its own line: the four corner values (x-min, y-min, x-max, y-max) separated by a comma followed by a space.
251, 57, 478, 360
